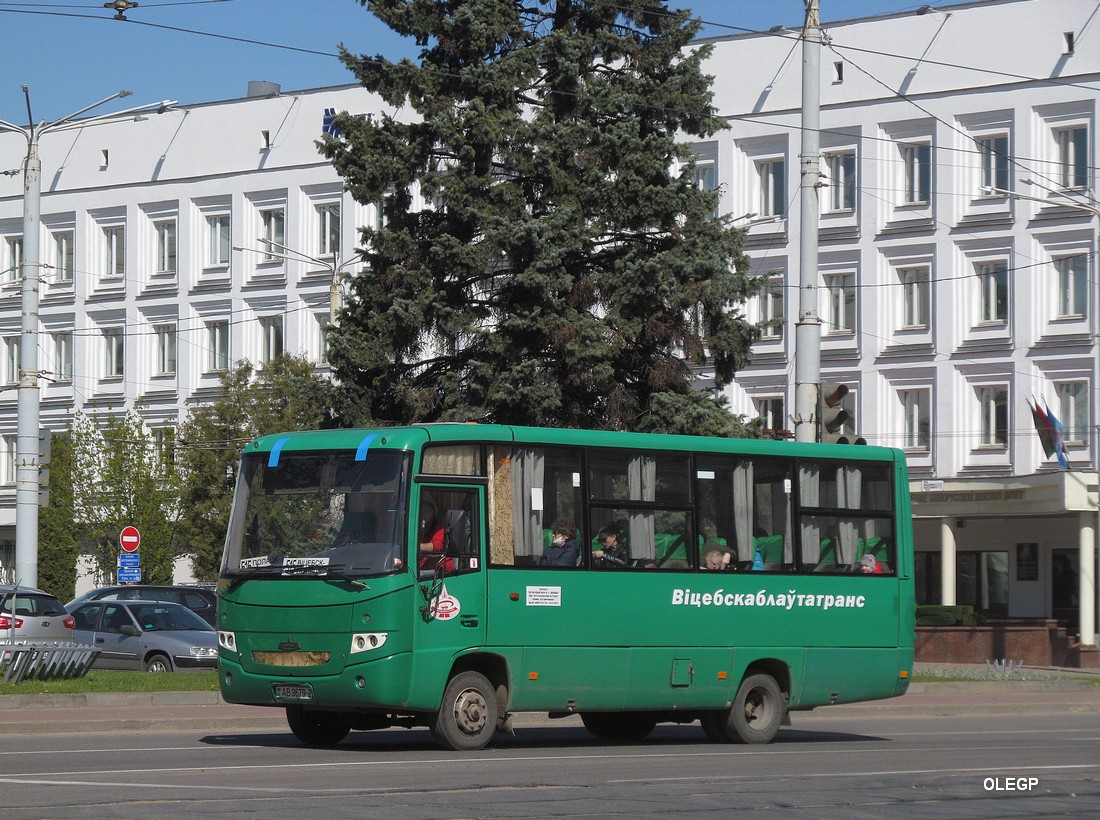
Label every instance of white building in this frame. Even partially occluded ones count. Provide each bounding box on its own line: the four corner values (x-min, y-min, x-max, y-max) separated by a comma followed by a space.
696, 0, 1098, 650
0, 81, 404, 590
0, 0, 1095, 651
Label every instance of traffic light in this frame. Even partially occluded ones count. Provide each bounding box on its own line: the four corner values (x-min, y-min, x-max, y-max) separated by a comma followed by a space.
818, 383, 867, 445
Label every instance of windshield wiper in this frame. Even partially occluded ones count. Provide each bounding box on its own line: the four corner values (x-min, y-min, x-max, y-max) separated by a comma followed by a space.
278, 563, 370, 589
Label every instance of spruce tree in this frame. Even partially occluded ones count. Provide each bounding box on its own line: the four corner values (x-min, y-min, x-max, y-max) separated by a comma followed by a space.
324, 0, 761, 434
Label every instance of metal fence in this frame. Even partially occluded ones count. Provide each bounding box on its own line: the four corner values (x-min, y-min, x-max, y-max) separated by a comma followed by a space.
1, 643, 100, 684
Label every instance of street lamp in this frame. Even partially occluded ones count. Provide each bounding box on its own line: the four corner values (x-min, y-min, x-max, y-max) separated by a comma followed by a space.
232, 241, 362, 326
0, 87, 176, 588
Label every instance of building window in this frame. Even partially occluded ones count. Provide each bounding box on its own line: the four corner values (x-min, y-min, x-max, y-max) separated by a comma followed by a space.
206, 321, 229, 371
826, 151, 856, 212
901, 143, 931, 204
103, 328, 124, 378
1055, 255, 1087, 318
755, 396, 785, 432
977, 261, 1008, 324
978, 385, 1008, 446
155, 325, 177, 375
4, 336, 19, 384
102, 226, 125, 279
1057, 382, 1088, 444
207, 214, 231, 267
757, 158, 786, 217
52, 332, 72, 381
155, 220, 177, 274
1056, 126, 1088, 189
317, 202, 341, 258
259, 316, 283, 364
153, 427, 176, 465
901, 389, 931, 450
978, 135, 1009, 193
2, 435, 15, 485
52, 231, 74, 282
4, 236, 21, 283
695, 162, 717, 220
260, 208, 285, 261
900, 266, 930, 329
760, 275, 784, 339
824, 273, 855, 333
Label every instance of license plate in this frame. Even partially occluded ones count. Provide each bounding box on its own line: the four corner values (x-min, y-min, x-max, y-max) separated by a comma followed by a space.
273, 683, 314, 701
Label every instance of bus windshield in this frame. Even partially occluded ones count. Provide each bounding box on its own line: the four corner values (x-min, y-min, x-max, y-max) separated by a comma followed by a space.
221, 449, 410, 579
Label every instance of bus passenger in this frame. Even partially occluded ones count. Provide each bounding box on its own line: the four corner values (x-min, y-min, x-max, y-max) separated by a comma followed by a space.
539, 520, 580, 566
860, 553, 883, 574
592, 524, 630, 567
703, 549, 732, 570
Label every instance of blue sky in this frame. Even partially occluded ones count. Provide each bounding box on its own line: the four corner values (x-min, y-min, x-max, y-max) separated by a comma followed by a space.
0, 1, 925, 123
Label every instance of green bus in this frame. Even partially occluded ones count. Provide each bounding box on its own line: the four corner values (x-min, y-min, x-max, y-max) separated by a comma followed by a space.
216, 424, 914, 750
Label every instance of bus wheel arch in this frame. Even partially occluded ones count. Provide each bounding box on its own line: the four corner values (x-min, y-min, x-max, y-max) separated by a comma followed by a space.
448, 652, 510, 728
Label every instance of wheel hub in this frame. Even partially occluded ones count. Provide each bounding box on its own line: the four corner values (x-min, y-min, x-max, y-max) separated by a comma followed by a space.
453, 687, 489, 735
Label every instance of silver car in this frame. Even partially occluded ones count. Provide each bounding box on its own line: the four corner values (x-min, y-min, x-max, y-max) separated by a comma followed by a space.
0, 585, 75, 644
69, 599, 217, 673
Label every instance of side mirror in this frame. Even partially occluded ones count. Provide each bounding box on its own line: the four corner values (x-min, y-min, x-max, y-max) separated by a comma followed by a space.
119, 624, 140, 637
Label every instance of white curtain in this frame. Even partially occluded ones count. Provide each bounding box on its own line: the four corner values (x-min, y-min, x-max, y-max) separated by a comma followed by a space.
836, 466, 862, 564
511, 448, 545, 559
628, 455, 656, 560
799, 464, 821, 563
732, 461, 754, 561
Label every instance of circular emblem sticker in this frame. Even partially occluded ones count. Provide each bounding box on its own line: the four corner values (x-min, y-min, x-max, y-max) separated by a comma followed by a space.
431, 584, 461, 621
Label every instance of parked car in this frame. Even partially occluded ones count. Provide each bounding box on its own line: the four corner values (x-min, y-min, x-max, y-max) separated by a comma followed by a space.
0, 584, 75, 644
68, 599, 217, 673
66, 585, 218, 627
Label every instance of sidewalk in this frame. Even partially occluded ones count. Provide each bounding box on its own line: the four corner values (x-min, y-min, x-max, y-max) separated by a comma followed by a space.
0, 669, 1096, 735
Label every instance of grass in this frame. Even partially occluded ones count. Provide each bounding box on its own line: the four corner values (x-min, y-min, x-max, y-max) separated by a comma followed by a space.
0, 669, 218, 696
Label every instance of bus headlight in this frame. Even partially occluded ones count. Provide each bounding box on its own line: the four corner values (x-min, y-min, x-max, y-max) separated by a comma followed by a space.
217, 631, 236, 651
350, 632, 388, 654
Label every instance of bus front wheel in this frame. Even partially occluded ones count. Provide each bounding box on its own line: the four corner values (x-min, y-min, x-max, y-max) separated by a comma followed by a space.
432, 671, 499, 751
286, 706, 351, 745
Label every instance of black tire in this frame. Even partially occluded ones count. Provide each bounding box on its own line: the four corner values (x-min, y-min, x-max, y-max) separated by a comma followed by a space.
143, 653, 171, 673
286, 706, 351, 745
727, 673, 784, 744
580, 711, 656, 742
432, 671, 499, 751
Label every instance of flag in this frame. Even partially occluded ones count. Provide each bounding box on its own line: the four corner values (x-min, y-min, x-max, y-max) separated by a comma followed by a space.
1044, 401, 1068, 470
1028, 398, 1056, 458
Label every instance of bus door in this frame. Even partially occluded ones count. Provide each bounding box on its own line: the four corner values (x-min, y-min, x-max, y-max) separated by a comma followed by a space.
410, 481, 488, 690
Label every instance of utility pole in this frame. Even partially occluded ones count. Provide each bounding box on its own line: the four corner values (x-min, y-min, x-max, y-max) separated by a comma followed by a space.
794, 0, 823, 443
0, 88, 175, 589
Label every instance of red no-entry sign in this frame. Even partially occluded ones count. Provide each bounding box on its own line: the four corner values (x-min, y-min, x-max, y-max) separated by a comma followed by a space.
119, 526, 141, 553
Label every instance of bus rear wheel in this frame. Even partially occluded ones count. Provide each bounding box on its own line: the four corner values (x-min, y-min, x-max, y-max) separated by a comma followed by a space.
286, 706, 351, 745
432, 671, 499, 751
581, 711, 656, 742
727, 673, 784, 744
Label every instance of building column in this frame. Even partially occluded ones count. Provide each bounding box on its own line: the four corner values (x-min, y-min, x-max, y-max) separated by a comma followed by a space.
940, 517, 956, 606
1080, 512, 1096, 646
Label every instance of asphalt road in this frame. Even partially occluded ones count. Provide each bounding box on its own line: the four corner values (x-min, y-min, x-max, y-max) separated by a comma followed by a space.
0, 707, 1096, 818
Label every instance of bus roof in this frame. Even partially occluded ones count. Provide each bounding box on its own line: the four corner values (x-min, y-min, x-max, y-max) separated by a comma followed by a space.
243, 424, 904, 465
